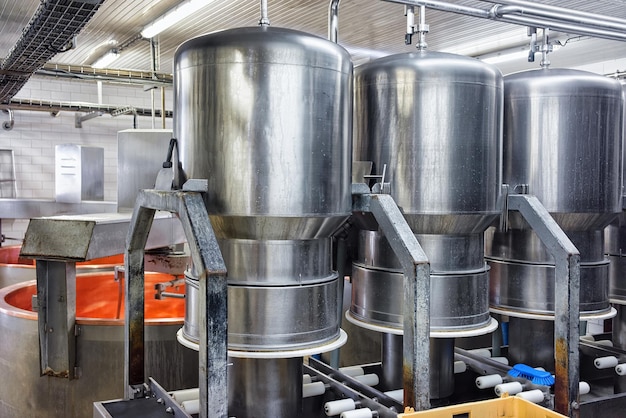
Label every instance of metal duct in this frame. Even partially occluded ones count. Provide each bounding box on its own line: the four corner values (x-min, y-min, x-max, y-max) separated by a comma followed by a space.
0, 0, 104, 104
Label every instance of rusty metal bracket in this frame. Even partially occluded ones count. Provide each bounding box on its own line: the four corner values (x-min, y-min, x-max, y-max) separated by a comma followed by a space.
124, 186, 227, 418
352, 191, 431, 411
507, 194, 580, 418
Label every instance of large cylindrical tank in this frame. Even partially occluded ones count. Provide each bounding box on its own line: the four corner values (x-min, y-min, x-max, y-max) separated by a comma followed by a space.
0, 272, 197, 418
351, 50, 502, 398
351, 50, 502, 332
175, 26, 352, 352
174, 26, 352, 416
486, 68, 624, 368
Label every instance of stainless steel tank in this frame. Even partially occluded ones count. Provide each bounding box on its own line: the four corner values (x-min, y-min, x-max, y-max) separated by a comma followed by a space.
0, 272, 197, 418
174, 26, 352, 416
351, 50, 503, 398
486, 68, 624, 368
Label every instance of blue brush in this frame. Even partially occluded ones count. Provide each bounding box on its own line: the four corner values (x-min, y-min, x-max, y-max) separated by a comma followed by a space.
508, 364, 555, 386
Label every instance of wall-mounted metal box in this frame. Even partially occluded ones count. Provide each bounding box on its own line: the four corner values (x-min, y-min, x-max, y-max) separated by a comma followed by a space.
55, 144, 104, 203
117, 129, 172, 212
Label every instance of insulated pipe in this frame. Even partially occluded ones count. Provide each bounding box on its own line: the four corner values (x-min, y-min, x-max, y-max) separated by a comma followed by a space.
381, 0, 626, 42
328, 0, 341, 42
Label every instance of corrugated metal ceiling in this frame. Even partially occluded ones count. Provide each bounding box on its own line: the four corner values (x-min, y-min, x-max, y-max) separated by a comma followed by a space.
1, 0, 626, 78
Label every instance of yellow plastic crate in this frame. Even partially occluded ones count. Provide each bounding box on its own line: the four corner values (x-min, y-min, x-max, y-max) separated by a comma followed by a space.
398, 396, 566, 418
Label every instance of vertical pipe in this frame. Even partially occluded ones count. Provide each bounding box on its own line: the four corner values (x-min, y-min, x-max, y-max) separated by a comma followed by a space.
430, 338, 454, 399
259, 0, 270, 26
328, 0, 341, 42
161, 87, 166, 129
229, 357, 303, 417
381, 333, 403, 391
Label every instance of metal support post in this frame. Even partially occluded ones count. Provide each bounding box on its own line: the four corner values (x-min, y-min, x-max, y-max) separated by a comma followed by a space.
507, 194, 580, 418
36, 260, 77, 378
125, 186, 227, 418
353, 192, 431, 411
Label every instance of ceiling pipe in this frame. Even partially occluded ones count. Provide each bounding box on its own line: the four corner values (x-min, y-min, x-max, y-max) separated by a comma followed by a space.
0, 98, 172, 118
476, 0, 626, 30
329, 0, 341, 43
259, 0, 270, 26
381, 0, 626, 42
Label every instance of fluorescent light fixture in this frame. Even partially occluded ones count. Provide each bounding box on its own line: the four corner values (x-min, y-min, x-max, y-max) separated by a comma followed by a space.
141, 0, 209, 38
92, 49, 119, 68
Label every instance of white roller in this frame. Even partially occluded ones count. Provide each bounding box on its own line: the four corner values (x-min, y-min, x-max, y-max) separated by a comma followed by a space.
454, 361, 467, 374
616, 363, 626, 376
468, 348, 492, 358
516, 389, 545, 404
339, 366, 365, 377
324, 398, 356, 416
384, 389, 403, 403
340, 407, 373, 418
579, 381, 591, 395
303, 381, 326, 398
475, 374, 503, 389
580, 335, 595, 342
594, 356, 619, 369
494, 381, 523, 397
491, 357, 510, 365
354, 373, 379, 387
303, 374, 312, 384
181, 399, 200, 415
170, 388, 199, 403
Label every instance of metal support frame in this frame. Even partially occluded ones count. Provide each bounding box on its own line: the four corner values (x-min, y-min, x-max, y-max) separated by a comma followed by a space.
74, 110, 103, 128
507, 194, 580, 418
353, 192, 431, 411
36, 260, 77, 378
124, 186, 227, 418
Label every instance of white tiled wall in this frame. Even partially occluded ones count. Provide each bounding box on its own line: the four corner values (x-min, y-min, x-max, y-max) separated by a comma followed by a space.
0, 75, 173, 244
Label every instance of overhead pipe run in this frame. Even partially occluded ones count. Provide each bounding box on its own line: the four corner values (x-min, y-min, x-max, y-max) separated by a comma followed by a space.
381, 0, 626, 42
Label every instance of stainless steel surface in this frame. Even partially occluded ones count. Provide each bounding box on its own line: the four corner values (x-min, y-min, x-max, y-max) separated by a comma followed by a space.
117, 129, 173, 212
185, 270, 340, 351
219, 239, 332, 286
381, 333, 403, 391
0, 198, 116, 218
55, 144, 104, 204
489, 258, 608, 314
228, 357, 302, 417
125, 189, 227, 418
502, 69, 623, 229
351, 264, 490, 330
174, 25, 351, 361
354, 50, 502, 234
175, 26, 352, 238
430, 338, 455, 399
0, 278, 197, 418
20, 212, 185, 261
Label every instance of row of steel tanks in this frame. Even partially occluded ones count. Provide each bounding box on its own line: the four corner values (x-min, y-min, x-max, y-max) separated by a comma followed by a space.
172, 22, 626, 414
347, 53, 624, 398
